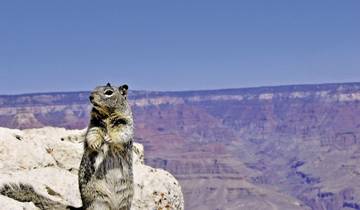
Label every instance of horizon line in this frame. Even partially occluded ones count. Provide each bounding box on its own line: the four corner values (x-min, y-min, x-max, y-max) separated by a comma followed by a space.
1, 81, 360, 97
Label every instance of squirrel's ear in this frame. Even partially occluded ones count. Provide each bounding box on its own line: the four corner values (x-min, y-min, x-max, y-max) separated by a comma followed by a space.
106, 83, 111, 87
119, 84, 128, 97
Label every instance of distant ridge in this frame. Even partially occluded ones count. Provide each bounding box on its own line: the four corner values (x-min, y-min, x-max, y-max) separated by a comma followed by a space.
0, 81, 360, 210
1, 81, 360, 98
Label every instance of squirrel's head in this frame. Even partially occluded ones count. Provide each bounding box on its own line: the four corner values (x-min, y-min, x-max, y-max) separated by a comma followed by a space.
89, 83, 129, 114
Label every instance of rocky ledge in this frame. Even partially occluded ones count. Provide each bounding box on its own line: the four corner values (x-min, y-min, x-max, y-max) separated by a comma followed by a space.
0, 127, 184, 210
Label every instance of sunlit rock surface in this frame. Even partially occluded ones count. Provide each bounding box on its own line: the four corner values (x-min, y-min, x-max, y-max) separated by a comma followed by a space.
1, 82, 360, 209
0, 127, 184, 210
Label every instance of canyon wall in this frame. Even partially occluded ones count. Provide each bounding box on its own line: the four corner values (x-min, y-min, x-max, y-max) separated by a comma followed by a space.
1, 83, 360, 210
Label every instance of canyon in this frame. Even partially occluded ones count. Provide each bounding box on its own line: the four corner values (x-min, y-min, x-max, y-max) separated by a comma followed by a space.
1, 82, 360, 210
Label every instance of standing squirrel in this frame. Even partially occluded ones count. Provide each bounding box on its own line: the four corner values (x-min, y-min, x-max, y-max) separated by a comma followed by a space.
0, 83, 134, 210
79, 83, 134, 210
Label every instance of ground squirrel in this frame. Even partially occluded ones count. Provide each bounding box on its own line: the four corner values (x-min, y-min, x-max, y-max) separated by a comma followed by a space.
79, 83, 134, 210
0, 83, 134, 210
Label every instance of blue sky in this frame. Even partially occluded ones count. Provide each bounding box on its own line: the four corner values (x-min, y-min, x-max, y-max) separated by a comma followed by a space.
0, 0, 359, 94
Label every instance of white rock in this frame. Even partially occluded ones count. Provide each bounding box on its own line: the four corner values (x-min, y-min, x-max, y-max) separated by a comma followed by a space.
0, 195, 39, 210
133, 165, 184, 210
0, 127, 184, 210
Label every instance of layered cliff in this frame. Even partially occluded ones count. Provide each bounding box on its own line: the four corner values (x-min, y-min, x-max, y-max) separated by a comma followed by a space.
1, 82, 360, 210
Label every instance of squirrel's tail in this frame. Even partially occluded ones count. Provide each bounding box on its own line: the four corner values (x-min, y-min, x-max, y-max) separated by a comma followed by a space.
0, 183, 83, 210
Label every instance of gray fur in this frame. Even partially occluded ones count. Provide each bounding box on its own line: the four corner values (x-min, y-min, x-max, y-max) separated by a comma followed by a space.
79, 83, 134, 210
0, 83, 133, 210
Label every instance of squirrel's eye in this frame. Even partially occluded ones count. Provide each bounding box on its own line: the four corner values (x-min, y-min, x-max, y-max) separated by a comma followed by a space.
104, 90, 113, 96
113, 118, 127, 126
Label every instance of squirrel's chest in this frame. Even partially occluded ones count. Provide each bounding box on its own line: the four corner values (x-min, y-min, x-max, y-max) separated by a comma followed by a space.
92, 144, 132, 179
93, 143, 109, 170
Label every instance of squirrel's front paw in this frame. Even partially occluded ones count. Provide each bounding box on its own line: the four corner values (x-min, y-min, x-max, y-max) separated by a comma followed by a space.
104, 135, 112, 144
87, 137, 103, 150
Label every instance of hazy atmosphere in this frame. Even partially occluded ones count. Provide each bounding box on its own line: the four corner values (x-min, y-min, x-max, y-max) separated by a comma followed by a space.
1, 0, 359, 94
1, 2, 360, 210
